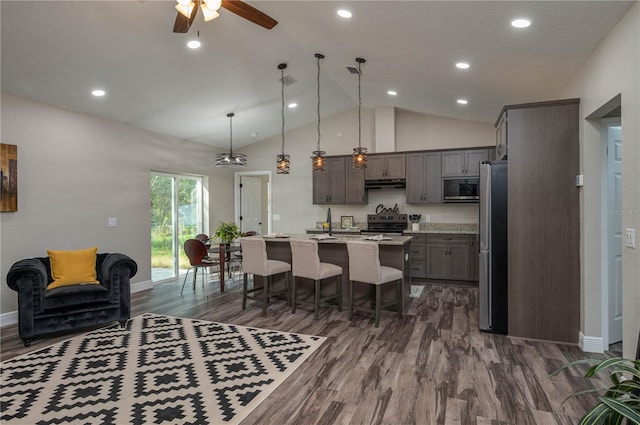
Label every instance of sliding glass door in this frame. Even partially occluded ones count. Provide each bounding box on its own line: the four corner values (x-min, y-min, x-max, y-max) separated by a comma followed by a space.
150, 172, 203, 282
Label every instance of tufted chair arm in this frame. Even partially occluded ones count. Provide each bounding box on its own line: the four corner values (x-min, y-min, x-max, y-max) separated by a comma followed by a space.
7, 258, 49, 315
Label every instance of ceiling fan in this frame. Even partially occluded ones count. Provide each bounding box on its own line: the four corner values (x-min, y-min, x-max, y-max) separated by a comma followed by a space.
173, 0, 278, 33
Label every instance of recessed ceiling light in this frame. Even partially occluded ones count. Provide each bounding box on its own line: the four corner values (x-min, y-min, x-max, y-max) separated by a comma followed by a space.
511, 18, 531, 28
91, 89, 106, 97
387, 90, 397, 96
288, 102, 298, 109
337, 9, 352, 18
455, 62, 470, 70
457, 99, 469, 105
187, 40, 201, 49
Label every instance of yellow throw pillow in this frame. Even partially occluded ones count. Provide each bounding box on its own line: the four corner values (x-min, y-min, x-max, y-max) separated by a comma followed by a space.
47, 247, 99, 289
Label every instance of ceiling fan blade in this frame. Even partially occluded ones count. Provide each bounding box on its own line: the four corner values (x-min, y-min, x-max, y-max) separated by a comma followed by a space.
173, 0, 200, 33
221, 0, 278, 29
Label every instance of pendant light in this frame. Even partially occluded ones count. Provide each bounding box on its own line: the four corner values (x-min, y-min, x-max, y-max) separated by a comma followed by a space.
215, 112, 247, 167
311, 53, 326, 172
276, 63, 290, 174
352, 57, 367, 169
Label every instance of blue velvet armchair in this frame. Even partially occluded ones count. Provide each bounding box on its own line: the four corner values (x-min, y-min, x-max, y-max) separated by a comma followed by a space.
7, 253, 137, 346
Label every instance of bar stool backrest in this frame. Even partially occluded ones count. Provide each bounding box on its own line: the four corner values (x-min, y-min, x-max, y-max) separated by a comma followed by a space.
240, 237, 268, 276
290, 239, 321, 280
346, 241, 381, 284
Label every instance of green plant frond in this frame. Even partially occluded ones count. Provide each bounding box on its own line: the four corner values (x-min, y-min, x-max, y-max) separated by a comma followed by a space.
604, 414, 625, 425
579, 402, 614, 425
559, 388, 611, 406
615, 364, 640, 380
591, 358, 632, 376
599, 397, 640, 424
549, 359, 602, 377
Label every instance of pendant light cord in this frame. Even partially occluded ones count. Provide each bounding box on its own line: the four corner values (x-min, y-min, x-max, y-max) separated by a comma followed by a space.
358, 61, 362, 149
317, 55, 321, 151
281, 67, 285, 155
228, 113, 233, 155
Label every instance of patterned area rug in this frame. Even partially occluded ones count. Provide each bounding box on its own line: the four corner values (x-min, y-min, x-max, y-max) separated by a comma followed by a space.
1, 313, 325, 424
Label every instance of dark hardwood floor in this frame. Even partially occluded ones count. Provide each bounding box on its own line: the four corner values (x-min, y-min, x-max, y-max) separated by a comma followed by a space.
1, 276, 611, 425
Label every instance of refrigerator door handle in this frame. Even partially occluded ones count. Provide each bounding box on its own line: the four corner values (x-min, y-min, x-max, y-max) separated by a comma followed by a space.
479, 250, 491, 331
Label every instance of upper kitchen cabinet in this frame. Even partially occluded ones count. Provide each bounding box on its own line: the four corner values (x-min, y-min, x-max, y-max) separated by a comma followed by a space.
441, 149, 490, 177
365, 154, 406, 180
346, 163, 368, 204
502, 98, 580, 344
496, 112, 507, 160
406, 152, 441, 204
312, 156, 346, 204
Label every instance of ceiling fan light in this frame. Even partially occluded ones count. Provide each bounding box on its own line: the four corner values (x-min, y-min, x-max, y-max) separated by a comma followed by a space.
203, 0, 222, 11
201, 6, 220, 21
175, 2, 195, 18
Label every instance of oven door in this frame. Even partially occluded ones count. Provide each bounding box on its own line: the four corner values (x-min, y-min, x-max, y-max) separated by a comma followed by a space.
443, 178, 480, 202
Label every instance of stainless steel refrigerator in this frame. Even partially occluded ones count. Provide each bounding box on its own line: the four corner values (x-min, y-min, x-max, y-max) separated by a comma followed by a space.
479, 160, 508, 333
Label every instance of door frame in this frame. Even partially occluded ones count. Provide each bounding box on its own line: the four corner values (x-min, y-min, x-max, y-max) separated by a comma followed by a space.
600, 117, 622, 347
234, 171, 272, 235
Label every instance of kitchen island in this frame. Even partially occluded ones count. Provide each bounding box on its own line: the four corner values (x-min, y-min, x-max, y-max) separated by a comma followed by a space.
251, 234, 413, 313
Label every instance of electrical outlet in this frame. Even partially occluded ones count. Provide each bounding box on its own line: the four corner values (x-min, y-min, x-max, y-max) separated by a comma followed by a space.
625, 228, 636, 248
108, 218, 117, 227
424, 215, 431, 223
273, 214, 281, 221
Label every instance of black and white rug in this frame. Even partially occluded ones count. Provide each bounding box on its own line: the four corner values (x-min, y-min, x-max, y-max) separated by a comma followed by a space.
1, 313, 325, 424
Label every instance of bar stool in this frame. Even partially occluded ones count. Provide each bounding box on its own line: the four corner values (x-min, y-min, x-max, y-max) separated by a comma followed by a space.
239, 237, 291, 315
290, 239, 342, 320
346, 241, 403, 327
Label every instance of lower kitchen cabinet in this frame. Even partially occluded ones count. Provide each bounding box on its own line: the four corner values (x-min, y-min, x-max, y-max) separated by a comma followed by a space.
408, 234, 427, 278
426, 234, 471, 281
407, 233, 478, 281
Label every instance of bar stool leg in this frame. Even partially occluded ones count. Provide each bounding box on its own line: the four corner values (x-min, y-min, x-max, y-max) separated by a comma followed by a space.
336, 275, 343, 312
375, 285, 382, 328
242, 273, 248, 310
314, 279, 320, 320
349, 280, 354, 321
262, 276, 269, 316
291, 276, 297, 314
396, 279, 403, 319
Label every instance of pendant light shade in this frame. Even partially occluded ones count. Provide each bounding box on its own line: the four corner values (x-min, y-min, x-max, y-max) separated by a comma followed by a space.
352, 57, 367, 169
311, 53, 326, 172
276, 63, 290, 174
216, 112, 247, 167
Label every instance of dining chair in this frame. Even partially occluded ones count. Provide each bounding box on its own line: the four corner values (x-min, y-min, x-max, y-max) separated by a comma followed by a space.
181, 239, 219, 294
195, 233, 209, 242
239, 237, 291, 315
290, 239, 342, 319
346, 241, 403, 327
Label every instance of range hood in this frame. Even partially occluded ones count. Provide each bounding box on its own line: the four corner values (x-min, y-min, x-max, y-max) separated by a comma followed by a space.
364, 179, 406, 189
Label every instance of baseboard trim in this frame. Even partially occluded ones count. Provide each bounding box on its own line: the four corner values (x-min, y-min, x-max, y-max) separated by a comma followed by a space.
580, 332, 605, 353
1, 280, 154, 328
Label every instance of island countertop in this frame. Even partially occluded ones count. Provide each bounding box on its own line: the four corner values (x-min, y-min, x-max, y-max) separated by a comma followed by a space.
260, 234, 412, 246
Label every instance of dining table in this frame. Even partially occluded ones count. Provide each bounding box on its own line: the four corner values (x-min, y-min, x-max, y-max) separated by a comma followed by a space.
207, 243, 241, 292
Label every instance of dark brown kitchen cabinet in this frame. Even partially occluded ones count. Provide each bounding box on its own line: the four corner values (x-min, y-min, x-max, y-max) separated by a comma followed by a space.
469, 234, 479, 281
312, 156, 346, 204
500, 98, 580, 344
496, 113, 507, 160
441, 149, 489, 177
426, 234, 470, 281
346, 163, 368, 204
365, 154, 405, 180
406, 152, 442, 204
407, 234, 427, 278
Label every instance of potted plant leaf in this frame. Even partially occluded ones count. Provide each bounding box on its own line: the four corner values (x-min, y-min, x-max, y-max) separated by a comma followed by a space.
550, 356, 640, 424
213, 221, 242, 245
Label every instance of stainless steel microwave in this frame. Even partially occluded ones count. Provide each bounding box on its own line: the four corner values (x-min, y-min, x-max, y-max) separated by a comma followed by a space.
443, 178, 479, 202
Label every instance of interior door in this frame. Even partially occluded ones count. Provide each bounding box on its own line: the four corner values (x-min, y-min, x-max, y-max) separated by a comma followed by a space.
607, 123, 623, 344
240, 175, 263, 234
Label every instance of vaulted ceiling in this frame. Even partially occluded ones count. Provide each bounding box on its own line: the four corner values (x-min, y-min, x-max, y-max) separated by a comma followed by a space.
1, 1, 634, 148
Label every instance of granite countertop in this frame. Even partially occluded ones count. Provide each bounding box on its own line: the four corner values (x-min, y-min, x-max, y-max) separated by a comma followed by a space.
405, 223, 478, 235
261, 234, 412, 246
305, 228, 362, 233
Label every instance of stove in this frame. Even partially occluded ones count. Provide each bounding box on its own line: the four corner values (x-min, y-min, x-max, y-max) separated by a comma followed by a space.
361, 213, 408, 235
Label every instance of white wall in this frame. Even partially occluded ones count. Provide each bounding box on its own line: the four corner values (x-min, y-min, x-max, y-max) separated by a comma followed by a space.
0, 94, 235, 315
560, 2, 639, 359
237, 107, 494, 232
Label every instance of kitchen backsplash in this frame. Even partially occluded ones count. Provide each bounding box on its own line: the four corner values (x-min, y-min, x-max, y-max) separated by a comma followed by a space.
316, 189, 479, 225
